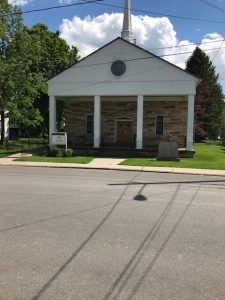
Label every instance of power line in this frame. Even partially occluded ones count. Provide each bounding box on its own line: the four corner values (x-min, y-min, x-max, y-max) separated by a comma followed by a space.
147, 39, 225, 52
3, 0, 225, 24
212, 39, 225, 62
198, 0, 225, 15
68, 46, 225, 69
5, 44, 225, 73
94, 1, 225, 24
2, 0, 103, 16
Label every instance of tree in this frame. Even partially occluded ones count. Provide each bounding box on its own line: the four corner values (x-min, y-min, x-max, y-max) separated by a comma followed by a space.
0, 1, 45, 142
1, 9, 79, 141
6, 28, 44, 129
0, 0, 23, 142
186, 47, 224, 141
24, 23, 79, 134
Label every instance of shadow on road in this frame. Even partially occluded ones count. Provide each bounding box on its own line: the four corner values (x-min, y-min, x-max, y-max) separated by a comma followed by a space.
0, 202, 121, 233
103, 183, 202, 300
103, 183, 181, 300
31, 172, 141, 300
109, 179, 225, 187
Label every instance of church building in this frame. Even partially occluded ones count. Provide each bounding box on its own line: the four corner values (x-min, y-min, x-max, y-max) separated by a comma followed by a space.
48, 0, 199, 155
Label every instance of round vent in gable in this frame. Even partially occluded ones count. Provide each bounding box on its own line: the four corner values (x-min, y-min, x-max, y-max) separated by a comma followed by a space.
111, 60, 126, 77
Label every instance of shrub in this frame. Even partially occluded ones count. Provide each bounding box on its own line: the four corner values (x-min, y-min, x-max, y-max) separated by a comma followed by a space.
4, 139, 19, 146
47, 146, 62, 157
62, 148, 73, 157
47, 146, 73, 157
195, 126, 208, 142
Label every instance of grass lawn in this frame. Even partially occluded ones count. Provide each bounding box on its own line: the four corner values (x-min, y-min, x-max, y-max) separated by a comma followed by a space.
121, 142, 225, 170
0, 139, 47, 158
17, 155, 94, 164
0, 144, 45, 158
0, 144, 23, 158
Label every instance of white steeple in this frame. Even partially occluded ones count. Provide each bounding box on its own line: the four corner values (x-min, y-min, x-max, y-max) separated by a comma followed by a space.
121, 0, 136, 44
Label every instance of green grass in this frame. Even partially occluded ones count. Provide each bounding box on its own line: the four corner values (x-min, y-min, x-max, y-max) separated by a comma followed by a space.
0, 144, 22, 158
0, 139, 47, 158
121, 142, 225, 170
17, 155, 94, 164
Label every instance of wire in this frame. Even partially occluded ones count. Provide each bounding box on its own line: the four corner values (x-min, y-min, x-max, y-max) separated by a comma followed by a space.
1, 0, 103, 16
146, 39, 225, 52
4, 45, 225, 74
212, 39, 225, 62
3, 0, 225, 24
94, 1, 225, 24
68, 46, 225, 69
198, 0, 225, 15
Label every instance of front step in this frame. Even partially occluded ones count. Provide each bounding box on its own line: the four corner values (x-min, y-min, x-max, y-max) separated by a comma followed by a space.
71, 146, 193, 158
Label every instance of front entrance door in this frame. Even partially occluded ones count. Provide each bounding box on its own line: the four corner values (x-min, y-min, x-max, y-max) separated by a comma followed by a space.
116, 121, 132, 146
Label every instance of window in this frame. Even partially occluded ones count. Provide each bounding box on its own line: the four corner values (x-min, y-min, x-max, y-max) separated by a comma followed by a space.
156, 115, 164, 135
86, 114, 94, 134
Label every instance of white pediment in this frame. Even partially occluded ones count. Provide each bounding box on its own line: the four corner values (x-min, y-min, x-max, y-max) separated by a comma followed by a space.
48, 38, 199, 97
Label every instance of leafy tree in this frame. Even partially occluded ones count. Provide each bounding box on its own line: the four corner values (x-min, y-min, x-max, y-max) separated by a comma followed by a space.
24, 23, 79, 134
0, 0, 23, 142
6, 29, 44, 129
186, 47, 224, 141
0, 2, 46, 142
1, 10, 79, 142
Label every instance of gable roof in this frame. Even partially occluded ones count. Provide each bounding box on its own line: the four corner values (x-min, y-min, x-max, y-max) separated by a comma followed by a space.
48, 37, 200, 83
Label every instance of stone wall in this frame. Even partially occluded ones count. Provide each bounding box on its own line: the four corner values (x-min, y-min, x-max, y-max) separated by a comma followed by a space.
143, 101, 188, 148
64, 99, 188, 148
64, 100, 94, 145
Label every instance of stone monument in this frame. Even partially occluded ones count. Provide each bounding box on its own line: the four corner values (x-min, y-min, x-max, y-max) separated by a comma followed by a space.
157, 137, 180, 161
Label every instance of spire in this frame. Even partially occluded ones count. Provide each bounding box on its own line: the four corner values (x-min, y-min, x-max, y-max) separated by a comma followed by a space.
121, 0, 136, 44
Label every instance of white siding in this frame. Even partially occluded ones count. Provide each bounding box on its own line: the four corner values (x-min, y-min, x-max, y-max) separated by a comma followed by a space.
48, 38, 199, 97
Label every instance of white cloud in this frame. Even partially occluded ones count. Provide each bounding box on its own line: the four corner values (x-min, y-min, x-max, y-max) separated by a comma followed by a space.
199, 33, 225, 81
59, 13, 225, 81
8, 0, 32, 5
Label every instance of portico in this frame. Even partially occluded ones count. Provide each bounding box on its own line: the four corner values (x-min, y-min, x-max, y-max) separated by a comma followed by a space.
49, 93, 196, 152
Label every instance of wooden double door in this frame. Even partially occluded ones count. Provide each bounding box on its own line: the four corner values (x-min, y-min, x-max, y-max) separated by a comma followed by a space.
116, 121, 133, 146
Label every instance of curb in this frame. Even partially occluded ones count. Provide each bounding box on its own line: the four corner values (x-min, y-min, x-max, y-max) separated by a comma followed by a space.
1, 161, 225, 177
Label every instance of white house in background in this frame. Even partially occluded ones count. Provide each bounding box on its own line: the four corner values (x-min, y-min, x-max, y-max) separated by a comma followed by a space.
0, 114, 9, 140
48, 0, 199, 155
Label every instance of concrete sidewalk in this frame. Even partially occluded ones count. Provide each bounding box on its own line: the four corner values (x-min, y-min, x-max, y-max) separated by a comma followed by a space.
0, 153, 225, 177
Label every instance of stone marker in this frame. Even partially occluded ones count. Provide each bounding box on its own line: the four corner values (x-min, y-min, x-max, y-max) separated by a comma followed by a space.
157, 141, 180, 161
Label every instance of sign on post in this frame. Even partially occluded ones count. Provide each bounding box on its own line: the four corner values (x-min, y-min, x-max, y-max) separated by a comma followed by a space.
51, 132, 67, 149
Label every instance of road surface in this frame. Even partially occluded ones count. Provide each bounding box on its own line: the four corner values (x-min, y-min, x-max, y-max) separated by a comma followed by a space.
0, 166, 225, 300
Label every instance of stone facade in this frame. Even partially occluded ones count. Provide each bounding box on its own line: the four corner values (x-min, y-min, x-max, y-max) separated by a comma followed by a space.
64, 99, 187, 148
143, 101, 188, 148
64, 100, 94, 145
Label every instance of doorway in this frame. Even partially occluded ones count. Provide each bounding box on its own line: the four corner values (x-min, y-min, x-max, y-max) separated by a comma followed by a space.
116, 120, 133, 146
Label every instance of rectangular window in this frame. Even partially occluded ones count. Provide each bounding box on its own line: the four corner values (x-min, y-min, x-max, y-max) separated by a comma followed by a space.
86, 114, 94, 134
156, 115, 164, 135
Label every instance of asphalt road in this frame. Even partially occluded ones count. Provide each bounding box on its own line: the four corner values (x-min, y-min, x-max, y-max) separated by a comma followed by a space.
0, 166, 225, 300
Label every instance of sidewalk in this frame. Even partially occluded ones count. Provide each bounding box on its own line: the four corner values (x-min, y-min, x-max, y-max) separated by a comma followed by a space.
1, 153, 225, 177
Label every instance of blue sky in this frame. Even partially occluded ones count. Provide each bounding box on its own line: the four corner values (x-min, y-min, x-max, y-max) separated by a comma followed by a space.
9, 0, 225, 91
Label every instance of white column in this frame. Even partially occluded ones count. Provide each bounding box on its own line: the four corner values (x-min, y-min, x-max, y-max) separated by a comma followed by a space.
94, 96, 101, 148
186, 94, 195, 151
49, 95, 56, 145
136, 95, 144, 149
